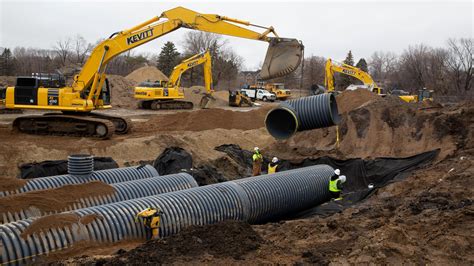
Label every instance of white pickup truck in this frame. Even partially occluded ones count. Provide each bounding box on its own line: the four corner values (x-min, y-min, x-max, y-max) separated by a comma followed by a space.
240, 88, 276, 102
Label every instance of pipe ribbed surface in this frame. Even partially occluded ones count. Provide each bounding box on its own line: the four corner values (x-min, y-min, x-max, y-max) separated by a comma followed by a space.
67, 154, 94, 177
233, 165, 334, 223
0, 165, 158, 197
265, 94, 341, 139
0, 182, 249, 265
1, 173, 198, 224
0, 165, 334, 265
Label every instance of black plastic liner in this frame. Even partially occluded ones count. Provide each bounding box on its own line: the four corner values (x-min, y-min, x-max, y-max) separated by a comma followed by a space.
19, 157, 118, 179
215, 144, 440, 218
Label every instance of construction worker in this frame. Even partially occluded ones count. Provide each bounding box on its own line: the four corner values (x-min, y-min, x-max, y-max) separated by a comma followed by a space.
329, 169, 346, 200
252, 147, 263, 176
268, 157, 279, 174
135, 207, 164, 240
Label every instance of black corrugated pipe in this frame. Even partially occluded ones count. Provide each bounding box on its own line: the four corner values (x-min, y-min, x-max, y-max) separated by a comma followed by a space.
234, 164, 333, 223
0, 165, 158, 197
265, 94, 341, 139
0, 165, 334, 265
0, 182, 249, 265
1, 173, 198, 224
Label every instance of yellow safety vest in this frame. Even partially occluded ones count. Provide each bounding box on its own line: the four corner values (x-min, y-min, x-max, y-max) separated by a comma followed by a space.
268, 163, 277, 174
253, 153, 262, 161
329, 179, 340, 192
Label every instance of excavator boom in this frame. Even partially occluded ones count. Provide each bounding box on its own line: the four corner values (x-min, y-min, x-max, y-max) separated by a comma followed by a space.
325, 58, 381, 94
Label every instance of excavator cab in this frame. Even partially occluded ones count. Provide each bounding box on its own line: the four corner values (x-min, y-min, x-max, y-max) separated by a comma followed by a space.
260, 38, 303, 80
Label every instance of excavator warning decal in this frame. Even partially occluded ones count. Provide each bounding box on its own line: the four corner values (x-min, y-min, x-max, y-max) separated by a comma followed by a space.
127, 29, 154, 45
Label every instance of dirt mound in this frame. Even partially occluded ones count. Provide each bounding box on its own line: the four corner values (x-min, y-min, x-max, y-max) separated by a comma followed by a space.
182, 86, 228, 108
125, 66, 168, 84
268, 95, 473, 160
134, 106, 272, 133
0, 181, 115, 222
0, 177, 26, 193
108, 221, 263, 264
21, 213, 102, 239
107, 75, 137, 109
336, 89, 380, 113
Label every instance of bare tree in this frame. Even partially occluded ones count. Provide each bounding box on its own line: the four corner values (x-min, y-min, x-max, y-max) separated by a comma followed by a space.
54, 38, 72, 67
447, 38, 473, 93
303, 55, 325, 88
72, 35, 92, 65
369, 51, 398, 81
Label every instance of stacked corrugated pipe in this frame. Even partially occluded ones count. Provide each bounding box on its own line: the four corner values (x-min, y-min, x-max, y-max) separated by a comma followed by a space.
0, 165, 159, 197
1, 173, 199, 224
0, 164, 334, 265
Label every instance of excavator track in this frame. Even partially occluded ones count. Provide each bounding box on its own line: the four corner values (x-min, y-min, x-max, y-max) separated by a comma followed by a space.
13, 115, 115, 139
45, 112, 132, 135
140, 100, 194, 110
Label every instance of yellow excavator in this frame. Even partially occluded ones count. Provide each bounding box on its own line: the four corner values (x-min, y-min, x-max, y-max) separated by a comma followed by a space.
2, 6, 303, 138
325, 58, 383, 95
134, 51, 213, 110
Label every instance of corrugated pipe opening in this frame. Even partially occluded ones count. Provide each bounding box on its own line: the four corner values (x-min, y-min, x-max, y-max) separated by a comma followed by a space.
265, 94, 341, 139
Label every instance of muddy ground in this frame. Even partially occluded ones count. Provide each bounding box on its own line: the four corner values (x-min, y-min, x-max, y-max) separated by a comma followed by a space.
0, 81, 473, 264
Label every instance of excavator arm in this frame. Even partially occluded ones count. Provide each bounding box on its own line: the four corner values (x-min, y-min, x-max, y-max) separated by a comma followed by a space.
325, 58, 379, 93
168, 51, 213, 95
74, 6, 303, 105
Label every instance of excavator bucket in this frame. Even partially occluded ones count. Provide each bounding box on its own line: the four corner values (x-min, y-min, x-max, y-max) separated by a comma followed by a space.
260, 38, 304, 80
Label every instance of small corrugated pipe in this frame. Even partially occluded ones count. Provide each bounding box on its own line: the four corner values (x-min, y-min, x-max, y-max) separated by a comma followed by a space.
0, 165, 158, 197
1, 173, 198, 224
0, 165, 334, 265
265, 94, 341, 139
67, 154, 94, 177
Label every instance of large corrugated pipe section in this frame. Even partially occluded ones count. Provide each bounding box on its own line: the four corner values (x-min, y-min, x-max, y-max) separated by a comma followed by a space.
1, 173, 198, 224
0, 165, 334, 265
234, 165, 333, 223
265, 94, 341, 139
0, 165, 158, 197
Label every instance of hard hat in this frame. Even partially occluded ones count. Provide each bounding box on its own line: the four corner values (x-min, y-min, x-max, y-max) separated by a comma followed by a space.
339, 175, 346, 183
272, 157, 279, 163
254, 147, 260, 152
334, 169, 341, 175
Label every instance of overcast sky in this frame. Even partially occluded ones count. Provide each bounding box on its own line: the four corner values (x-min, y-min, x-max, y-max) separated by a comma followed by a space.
0, 0, 472, 70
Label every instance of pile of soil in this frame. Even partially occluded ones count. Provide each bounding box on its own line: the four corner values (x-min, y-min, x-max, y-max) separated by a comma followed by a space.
21, 213, 102, 239
0, 181, 115, 222
125, 66, 168, 84
0, 177, 26, 193
133, 106, 272, 133
336, 89, 380, 113
182, 86, 228, 108
107, 221, 263, 264
107, 75, 136, 109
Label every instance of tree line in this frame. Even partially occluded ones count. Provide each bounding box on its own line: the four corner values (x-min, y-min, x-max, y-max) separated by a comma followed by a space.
300, 38, 472, 96
0, 32, 243, 90
0, 35, 472, 95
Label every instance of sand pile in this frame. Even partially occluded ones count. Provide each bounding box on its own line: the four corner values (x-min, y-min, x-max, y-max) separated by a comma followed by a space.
336, 89, 380, 113
0, 181, 115, 222
21, 213, 102, 239
125, 66, 169, 84
134, 106, 272, 133
183, 86, 228, 108
108, 75, 137, 109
